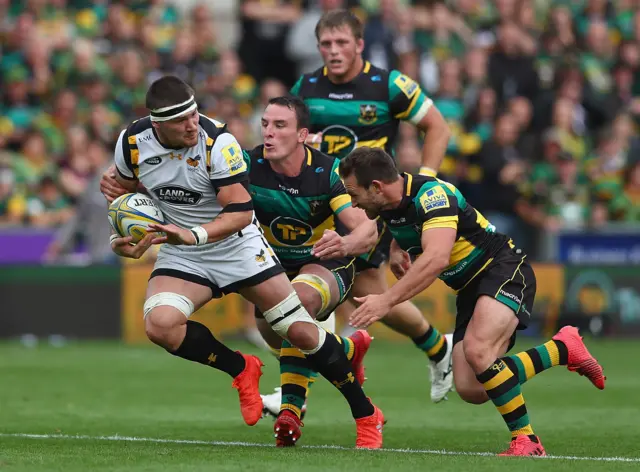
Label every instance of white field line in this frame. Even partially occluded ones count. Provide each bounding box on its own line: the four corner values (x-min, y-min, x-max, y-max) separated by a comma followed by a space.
1, 432, 639, 463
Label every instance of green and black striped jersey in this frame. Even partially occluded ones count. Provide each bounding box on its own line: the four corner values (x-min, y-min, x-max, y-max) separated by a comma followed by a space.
379, 174, 512, 291
291, 62, 433, 159
243, 145, 352, 269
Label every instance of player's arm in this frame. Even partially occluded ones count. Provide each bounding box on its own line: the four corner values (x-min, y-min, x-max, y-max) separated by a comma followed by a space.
383, 227, 455, 304
313, 162, 377, 259
351, 182, 458, 328
388, 70, 450, 176
313, 207, 377, 260
102, 129, 139, 202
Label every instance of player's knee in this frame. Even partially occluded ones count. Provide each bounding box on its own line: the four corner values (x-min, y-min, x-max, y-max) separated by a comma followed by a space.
292, 274, 331, 319
143, 292, 194, 348
286, 321, 321, 351
462, 335, 496, 373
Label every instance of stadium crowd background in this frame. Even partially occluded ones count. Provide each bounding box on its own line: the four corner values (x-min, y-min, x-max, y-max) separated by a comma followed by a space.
0, 0, 639, 263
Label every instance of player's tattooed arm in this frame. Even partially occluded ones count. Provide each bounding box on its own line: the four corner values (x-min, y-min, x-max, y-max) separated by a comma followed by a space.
350, 227, 455, 329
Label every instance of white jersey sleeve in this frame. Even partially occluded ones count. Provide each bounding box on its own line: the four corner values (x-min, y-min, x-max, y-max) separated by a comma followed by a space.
114, 129, 136, 180
209, 132, 248, 188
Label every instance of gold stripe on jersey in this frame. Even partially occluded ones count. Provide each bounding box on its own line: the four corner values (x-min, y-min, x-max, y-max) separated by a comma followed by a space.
128, 135, 140, 177
405, 173, 413, 196
422, 215, 458, 231
394, 91, 421, 120
475, 208, 492, 229
356, 137, 389, 150
363, 61, 371, 73
449, 237, 476, 264
330, 194, 351, 213
205, 136, 214, 171
306, 147, 312, 166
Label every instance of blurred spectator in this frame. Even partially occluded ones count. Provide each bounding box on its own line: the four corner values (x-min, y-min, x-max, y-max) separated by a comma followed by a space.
238, 0, 301, 85
488, 21, 538, 107
287, 0, 347, 78
25, 175, 73, 228
466, 112, 528, 246
603, 160, 640, 223
517, 152, 593, 233
0, 166, 26, 226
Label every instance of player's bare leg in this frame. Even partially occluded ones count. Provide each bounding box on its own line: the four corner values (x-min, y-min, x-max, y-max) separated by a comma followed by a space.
350, 266, 453, 402
241, 272, 383, 449
143, 275, 264, 426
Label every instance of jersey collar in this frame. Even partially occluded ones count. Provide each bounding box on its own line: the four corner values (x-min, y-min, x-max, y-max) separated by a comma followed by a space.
322, 61, 371, 77
398, 173, 414, 208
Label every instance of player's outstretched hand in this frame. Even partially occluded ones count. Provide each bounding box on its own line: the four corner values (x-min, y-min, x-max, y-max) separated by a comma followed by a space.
389, 248, 411, 280
148, 223, 196, 246
111, 233, 155, 259
350, 294, 392, 329
312, 229, 349, 260
100, 164, 129, 203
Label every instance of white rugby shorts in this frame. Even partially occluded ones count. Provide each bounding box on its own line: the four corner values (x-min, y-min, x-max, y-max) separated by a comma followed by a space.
150, 222, 284, 297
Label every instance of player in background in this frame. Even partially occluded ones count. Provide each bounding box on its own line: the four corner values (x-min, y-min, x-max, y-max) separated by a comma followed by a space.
287, 8, 454, 403
243, 95, 378, 446
340, 147, 606, 456
103, 76, 385, 449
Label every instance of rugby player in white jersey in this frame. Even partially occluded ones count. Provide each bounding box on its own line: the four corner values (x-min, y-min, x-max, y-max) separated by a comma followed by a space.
104, 76, 385, 448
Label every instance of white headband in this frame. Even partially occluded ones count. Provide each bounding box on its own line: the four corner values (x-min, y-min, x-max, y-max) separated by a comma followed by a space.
150, 96, 198, 122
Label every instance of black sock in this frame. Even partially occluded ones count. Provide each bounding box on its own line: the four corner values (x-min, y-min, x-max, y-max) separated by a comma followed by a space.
170, 320, 245, 378
304, 333, 374, 419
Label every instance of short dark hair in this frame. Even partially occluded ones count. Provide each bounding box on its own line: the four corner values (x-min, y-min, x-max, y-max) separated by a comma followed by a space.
267, 95, 310, 130
315, 9, 363, 41
146, 76, 195, 110
339, 147, 399, 189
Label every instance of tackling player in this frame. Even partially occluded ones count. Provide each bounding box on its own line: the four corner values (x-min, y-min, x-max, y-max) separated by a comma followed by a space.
291, 9, 454, 402
104, 76, 385, 448
243, 95, 378, 446
339, 147, 606, 456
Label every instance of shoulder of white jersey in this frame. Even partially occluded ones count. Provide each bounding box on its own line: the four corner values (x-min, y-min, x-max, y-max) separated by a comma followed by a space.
118, 117, 153, 177
198, 114, 227, 139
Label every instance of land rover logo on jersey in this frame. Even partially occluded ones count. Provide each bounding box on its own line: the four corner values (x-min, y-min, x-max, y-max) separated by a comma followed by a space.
270, 216, 313, 246
154, 185, 203, 205
146, 156, 162, 165
320, 125, 358, 159
358, 104, 378, 124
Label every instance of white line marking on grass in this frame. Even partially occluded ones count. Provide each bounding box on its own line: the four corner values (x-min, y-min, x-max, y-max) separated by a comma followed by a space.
2, 433, 639, 463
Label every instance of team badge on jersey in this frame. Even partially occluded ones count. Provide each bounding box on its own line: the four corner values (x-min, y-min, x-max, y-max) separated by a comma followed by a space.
358, 104, 378, 125
419, 186, 449, 213
186, 155, 201, 171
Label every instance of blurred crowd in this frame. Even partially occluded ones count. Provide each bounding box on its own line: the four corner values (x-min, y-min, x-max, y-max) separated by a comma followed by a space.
0, 0, 639, 259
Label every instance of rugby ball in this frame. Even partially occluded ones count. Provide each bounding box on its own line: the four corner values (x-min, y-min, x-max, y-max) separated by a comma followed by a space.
108, 193, 166, 242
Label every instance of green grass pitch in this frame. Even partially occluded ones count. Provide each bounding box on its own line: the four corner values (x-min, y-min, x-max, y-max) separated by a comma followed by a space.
0, 336, 638, 471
